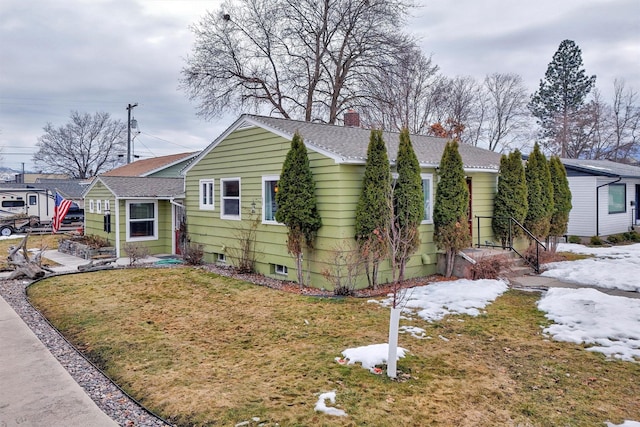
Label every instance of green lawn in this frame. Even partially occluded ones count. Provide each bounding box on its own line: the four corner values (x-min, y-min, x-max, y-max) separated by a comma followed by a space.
28, 267, 640, 426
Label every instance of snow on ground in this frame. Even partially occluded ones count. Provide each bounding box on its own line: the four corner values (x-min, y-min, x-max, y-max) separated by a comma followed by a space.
314, 391, 347, 417
379, 279, 509, 322
606, 421, 640, 427
543, 243, 640, 292
538, 287, 640, 362
0, 234, 25, 241
338, 343, 407, 373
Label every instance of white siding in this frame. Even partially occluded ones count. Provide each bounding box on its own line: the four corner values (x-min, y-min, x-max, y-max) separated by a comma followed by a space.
567, 176, 597, 236
597, 178, 640, 236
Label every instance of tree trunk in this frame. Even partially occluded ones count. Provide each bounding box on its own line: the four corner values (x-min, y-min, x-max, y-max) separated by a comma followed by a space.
445, 249, 455, 278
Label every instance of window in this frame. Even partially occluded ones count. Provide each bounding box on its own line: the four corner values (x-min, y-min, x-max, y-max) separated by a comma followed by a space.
421, 174, 433, 223
199, 179, 214, 210
89, 200, 95, 213
28, 195, 37, 205
609, 184, 626, 214
96, 199, 102, 214
221, 178, 241, 219
104, 199, 110, 212
1, 200, 24, 208
216, 253, 226, 263
262, 175, 280, 223
274, 264, 288, 275
126, 200, 157, 241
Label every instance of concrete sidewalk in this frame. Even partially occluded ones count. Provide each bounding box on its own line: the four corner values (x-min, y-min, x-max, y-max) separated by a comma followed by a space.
509, 274, 640, 299
0, 295, 117, 426
0, 249, 168, 426
0, 249, 164, 279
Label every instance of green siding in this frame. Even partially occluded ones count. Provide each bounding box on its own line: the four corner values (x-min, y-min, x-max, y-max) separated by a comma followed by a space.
84, 183, 174, 257
185, 126, 497, 289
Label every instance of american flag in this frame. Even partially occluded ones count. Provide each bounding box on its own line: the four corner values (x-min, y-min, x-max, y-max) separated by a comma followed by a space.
52, 192, 72, 233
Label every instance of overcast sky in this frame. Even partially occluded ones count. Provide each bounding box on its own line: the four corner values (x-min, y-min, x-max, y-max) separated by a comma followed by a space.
0, 0, 638, 172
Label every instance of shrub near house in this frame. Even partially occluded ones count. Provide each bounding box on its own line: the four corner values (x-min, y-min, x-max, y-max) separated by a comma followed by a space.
182, 114, 502, 290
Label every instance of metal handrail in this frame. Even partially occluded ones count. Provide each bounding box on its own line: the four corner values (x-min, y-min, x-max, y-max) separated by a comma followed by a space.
474, 215, 547, 273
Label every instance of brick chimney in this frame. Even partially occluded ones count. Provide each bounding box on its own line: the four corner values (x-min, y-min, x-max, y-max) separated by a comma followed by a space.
344, 109, 360, 127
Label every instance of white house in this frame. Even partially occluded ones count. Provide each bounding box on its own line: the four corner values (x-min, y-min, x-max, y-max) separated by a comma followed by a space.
562, 159, 640, 237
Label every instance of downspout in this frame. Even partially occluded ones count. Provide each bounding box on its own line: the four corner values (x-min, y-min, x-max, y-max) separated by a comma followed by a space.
596, 177, 621, 236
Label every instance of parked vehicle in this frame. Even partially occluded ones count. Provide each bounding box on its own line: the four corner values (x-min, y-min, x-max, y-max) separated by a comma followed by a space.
0, 189, 83, 235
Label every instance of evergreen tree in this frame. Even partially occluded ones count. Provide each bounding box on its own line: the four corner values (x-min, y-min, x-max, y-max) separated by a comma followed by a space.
528, 39, 596, 157
433, 139, 470, 278
275, 131, 322, 284
492, 149, 528, 247
354, 129, 392, 288
548, 156, 572, 249
391, 128, 424, 282
524, 143, 554, 239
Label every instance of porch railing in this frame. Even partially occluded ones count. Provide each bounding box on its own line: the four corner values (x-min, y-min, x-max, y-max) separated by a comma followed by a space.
474, 216, 547, 274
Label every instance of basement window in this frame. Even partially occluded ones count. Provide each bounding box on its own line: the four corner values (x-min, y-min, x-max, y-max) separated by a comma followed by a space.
273, 264, 288, 276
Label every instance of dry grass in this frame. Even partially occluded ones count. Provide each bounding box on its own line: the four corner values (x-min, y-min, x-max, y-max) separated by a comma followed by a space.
28, 268, 640, 426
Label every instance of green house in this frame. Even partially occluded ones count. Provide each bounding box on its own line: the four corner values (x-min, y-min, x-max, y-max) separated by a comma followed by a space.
82, 176, 185, 257
183, 114, 502, 289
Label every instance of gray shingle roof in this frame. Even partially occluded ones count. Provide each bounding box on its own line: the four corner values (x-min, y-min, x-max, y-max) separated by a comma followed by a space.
93, 176, 184, 198
561, 158, 640, 178
245, 114, 502, 170
35, 179, 87, 199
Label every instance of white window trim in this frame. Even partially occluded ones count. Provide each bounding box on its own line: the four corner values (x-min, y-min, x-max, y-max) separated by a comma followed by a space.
421, 173, 434, 224
96, 199, 102, 214
105, 199, 111, 212
275, 264, 288, 275
89, 199, 95, 213
125, 199, 158, 242
199, 178, 215, 210
262, 175, 282, 225
220, 177, 241, 220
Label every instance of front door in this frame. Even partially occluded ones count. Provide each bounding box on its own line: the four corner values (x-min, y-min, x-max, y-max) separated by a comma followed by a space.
174, 204, 186, 255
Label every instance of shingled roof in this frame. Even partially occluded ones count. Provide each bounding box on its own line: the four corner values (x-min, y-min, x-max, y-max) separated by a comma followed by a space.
561, 158, 640, 179
102, 152, 198, 177
85, 176, 184, 199
187, 114, 502, 172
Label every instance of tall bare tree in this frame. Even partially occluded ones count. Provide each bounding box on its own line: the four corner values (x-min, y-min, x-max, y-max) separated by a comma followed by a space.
181, 0, 415, 124
33, 111, 126, 179
482, 73, 530, 152
359, 46, 441, 134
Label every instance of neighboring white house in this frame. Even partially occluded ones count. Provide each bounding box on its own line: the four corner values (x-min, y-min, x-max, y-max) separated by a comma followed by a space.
562, 159, 640, 237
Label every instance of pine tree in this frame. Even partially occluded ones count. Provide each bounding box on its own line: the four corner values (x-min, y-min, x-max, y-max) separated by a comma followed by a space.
548, 156, 572, 250
492, 149, 528, 247
275, 131, 322, 285
354, 129, 392, 288
433, 139, 470, 277
524, 143, 554, 239
391, 128, 424, 282
528, 39, 596, 157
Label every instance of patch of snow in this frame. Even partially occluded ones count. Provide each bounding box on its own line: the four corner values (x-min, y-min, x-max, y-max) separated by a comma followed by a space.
538, 288, 640, 362
605, 421, 640, 427
0, 234, 25, 240
399, 325, 426, 339
314, 391, 347, 417
543, 243, 640, 292
381, 279, 508, 322
340, 343, 407, 372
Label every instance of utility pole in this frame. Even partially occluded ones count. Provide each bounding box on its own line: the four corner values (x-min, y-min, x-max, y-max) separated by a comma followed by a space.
126, 103, 138, 164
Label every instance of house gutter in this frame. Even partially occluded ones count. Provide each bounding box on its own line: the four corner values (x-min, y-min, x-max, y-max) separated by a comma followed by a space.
595, 176, 621, 236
